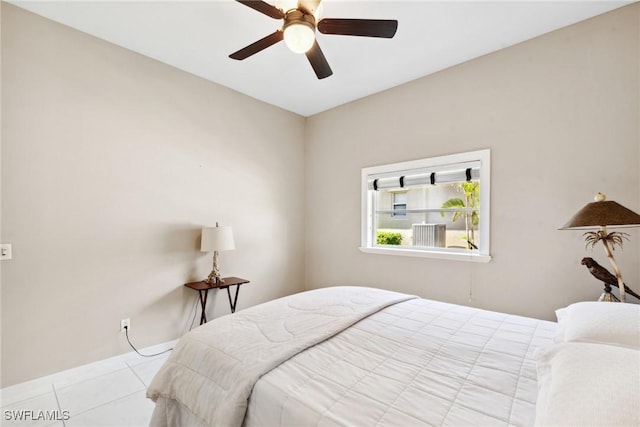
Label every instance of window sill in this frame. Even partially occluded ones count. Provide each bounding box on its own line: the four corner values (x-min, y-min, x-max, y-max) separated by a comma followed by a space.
358, 246, 491, 263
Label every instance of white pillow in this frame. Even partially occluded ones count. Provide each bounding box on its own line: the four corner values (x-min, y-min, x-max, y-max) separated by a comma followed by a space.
555, 301, 640, 349
535, 342, 640, 426
552, 307, 567, 343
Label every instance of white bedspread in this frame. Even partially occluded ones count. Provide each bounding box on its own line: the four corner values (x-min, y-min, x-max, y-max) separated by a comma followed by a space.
147, 286, 415, 427
245, 297, 556, 426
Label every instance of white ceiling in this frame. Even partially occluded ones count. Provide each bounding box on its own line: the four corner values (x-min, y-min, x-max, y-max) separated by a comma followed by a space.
8, 0, 634, 116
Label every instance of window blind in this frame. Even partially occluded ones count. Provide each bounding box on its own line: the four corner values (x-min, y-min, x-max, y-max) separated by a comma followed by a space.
367, 165, 480, 191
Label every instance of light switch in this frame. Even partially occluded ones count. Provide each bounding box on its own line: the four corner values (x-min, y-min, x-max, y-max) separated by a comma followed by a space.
1, 244, 12, 260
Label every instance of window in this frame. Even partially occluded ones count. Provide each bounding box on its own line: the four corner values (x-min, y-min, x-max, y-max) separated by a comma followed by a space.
360, 149, 491, 262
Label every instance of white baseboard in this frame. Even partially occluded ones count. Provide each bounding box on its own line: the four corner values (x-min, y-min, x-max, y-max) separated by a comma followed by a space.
0, 339, 176, 407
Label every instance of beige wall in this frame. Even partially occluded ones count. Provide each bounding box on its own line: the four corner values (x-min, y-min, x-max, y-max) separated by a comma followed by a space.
1, 4, 306, 387
0, 3, 4, 389
305, 4, 640, 320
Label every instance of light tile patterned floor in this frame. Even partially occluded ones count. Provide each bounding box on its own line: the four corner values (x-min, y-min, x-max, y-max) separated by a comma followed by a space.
1, 352, 170, 427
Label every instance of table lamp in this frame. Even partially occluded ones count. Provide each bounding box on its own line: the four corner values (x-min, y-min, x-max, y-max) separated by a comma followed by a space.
201, 222, 235, 284
560, 193, 640, 302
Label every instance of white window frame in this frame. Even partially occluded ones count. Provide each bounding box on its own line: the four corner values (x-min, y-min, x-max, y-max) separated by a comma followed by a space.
359, 149, 491, 263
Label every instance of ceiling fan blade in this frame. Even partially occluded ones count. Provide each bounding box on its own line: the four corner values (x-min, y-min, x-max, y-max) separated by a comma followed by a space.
297, 0, 322, 16
318, 18, 398, 38
229, 30, 284, 60
305, 40, 332, 79
235, 0, 284, 19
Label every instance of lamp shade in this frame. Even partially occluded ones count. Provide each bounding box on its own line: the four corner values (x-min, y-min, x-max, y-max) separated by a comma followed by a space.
201, 226, 235, 252
560, 193, 640, 230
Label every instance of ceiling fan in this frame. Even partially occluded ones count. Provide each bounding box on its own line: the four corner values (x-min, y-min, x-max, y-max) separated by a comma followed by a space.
229, 0, 398, 79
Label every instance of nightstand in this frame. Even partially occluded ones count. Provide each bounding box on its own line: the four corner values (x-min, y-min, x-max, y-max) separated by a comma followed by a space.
184, 277, 250, 325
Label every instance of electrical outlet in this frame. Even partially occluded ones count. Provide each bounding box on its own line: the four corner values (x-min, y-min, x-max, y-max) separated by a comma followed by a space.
120, 318, 130, 333
0, 244, 12, 260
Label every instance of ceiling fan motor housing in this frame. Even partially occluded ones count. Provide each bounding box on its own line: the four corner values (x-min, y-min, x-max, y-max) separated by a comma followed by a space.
283, 9, 316, 33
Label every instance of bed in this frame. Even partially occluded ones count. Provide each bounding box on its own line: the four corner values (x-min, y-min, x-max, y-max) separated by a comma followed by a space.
147, 286, 640, 427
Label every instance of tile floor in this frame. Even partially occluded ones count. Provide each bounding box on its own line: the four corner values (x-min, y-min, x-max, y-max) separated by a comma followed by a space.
0, 351, 171, 427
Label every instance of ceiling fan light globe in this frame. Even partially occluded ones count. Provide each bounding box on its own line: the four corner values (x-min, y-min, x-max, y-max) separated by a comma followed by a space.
284, 23, 315, 53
